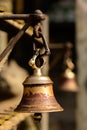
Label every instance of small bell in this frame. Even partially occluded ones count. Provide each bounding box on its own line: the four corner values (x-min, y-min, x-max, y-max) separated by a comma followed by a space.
15, 53, 63, 113
59, 68, 78, 92
59, 43, 78, 92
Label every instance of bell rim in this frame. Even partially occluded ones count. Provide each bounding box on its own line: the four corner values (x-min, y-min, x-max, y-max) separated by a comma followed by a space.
15, 106, 64, 113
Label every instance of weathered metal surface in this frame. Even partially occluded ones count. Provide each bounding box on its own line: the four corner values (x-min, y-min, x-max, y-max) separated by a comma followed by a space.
15, 83, 63, 113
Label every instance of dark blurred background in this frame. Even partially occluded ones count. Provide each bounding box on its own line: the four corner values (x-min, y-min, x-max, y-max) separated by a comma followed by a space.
0, 1, 77, 130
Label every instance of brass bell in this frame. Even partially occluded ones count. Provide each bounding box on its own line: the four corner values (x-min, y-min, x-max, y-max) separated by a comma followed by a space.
58, 43, 78, 92
59, 68, 78, 92
15, 54, 63, 113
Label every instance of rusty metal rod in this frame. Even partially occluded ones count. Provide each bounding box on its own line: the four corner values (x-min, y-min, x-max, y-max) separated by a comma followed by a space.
0, 22, 30, 62
0, 13, 45, 20
0, 20, 31, 62
0, 10, 46, 72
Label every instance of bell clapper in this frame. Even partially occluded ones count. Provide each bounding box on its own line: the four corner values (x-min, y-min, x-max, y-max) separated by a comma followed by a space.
33, 113, 42, 122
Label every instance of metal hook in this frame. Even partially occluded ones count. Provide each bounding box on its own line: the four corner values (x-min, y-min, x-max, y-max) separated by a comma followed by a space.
32, 32, 50, 59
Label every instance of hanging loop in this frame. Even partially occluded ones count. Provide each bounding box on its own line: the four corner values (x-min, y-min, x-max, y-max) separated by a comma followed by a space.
29, 49, 44, 69
30, 10, 50, 69
32, 31, 50, 58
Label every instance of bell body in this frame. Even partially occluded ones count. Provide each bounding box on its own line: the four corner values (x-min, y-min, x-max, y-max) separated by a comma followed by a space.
59, 69, 78, 92
15, 74, 63, 113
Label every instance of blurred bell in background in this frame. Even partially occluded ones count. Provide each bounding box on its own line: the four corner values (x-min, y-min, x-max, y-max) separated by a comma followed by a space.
58, 42, 78, 93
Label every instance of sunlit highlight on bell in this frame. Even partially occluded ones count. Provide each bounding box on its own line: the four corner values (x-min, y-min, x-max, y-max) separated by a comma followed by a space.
15, 53, 63, 113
